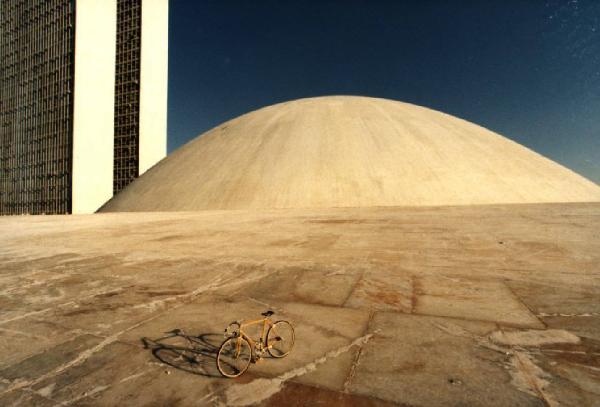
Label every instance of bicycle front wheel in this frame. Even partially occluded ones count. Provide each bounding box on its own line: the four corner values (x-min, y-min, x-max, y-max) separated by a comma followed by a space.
217, 337, 252, 378
267, 320, 295, 358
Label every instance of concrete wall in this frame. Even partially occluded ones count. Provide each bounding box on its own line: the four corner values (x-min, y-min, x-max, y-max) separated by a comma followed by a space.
139, 0, 168, 175
71, 0, 117, 214
71, 0, 167, 213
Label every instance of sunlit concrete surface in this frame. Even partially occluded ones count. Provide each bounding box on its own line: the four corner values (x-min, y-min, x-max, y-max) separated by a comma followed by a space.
101, 96, 600, 212
139, 0, 169, 175
71, 0, 116, 214
0, 203, 599, 405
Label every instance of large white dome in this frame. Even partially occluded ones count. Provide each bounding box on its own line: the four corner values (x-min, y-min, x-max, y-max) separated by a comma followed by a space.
101, 96, 600, 211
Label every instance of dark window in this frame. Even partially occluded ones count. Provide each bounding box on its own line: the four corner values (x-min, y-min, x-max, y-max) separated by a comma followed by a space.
0, 0, 75, 215
113, 0, 142, 195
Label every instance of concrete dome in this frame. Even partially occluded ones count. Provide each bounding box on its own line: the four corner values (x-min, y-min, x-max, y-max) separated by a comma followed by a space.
101, 96, 600, 212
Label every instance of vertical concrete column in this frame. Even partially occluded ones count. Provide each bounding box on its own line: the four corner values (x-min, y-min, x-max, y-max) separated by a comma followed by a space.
139, 0, 169, 175
71, 0, 117, 214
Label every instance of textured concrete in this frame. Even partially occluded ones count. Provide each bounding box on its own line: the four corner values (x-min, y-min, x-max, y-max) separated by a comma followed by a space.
101, 96, 600, 212
0, 203, 599, 406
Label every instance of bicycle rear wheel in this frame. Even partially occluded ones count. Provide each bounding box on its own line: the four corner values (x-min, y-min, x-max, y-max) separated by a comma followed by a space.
217, 337, 252, 378
267, 320, 295, 358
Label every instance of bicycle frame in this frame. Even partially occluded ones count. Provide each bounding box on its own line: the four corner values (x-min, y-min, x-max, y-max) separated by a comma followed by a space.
231, 317, 275, 358
243, 317, 272, 347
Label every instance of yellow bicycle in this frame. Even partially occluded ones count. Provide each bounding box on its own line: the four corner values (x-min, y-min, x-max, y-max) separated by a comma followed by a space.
216, 310, 294, 378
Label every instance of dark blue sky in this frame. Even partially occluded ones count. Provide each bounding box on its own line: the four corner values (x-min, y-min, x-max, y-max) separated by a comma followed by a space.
167, 0, 600, 183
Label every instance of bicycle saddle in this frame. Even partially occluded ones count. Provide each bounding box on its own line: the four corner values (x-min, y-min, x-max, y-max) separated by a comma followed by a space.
261, 310, 274, 317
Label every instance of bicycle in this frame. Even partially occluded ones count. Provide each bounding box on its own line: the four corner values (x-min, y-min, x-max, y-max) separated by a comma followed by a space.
216, 310, 294, 378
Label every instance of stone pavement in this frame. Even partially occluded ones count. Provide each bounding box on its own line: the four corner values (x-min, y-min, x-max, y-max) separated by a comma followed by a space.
0, 203, 599, 405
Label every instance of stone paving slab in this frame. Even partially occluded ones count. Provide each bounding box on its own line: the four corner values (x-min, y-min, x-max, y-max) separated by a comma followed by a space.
344, 269, 413, 313
0, 389, 56, 407
347, 312, 544, 406
0, 334, 102, 384
0, 203, 598, 405
0, 321, 90, 375
542, 316, 600, 341
415, 276, 544, 328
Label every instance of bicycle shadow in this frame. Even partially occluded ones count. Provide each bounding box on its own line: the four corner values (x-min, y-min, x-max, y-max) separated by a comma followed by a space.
141, 329, 224, 378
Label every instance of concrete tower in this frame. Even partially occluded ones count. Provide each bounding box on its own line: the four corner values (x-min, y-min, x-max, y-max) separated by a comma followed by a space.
0, 0, 168, 215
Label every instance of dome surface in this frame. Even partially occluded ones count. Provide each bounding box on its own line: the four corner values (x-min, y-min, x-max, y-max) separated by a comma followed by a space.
101, 96, 600, 211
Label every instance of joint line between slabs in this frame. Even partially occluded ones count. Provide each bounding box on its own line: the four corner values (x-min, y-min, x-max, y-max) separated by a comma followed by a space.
503, 280, 547, 329
343, 310, 376, 393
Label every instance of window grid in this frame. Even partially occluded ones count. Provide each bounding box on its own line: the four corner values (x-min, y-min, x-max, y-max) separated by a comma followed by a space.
113, 0, 142, 195
0, 0, 75, 215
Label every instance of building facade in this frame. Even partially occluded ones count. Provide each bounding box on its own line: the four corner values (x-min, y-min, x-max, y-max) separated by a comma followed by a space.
0, 0, 168, 215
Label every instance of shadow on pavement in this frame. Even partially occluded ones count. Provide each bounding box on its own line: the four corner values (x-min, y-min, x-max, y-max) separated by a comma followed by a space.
142, 329, 224, 378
